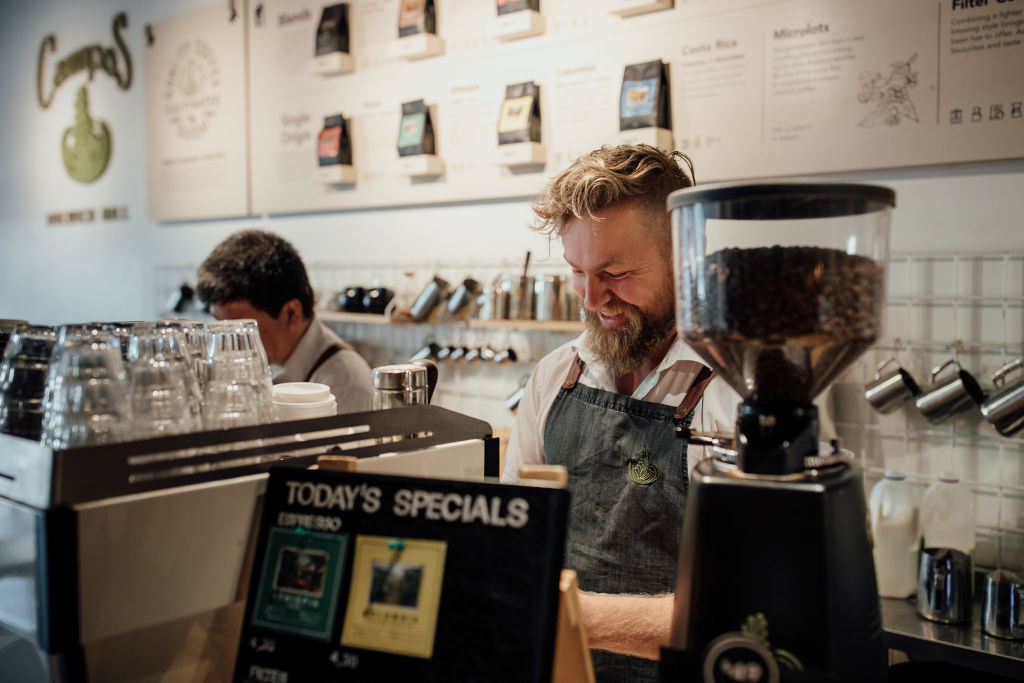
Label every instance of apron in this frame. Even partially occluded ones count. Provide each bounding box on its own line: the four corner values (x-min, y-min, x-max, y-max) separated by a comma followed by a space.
544, 354, 714, 683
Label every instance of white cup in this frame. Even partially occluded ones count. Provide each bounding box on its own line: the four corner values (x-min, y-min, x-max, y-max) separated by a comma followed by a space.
272, 382, 337, 422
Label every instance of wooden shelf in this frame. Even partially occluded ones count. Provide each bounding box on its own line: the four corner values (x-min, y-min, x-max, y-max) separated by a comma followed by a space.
319, 310, 393, 324
317, 309, 582, 333
467, 319, 583, 333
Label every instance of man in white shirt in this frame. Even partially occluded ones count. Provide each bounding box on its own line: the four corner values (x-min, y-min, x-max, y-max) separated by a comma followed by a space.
198, 230, 372, 414
501, 144, 741, 682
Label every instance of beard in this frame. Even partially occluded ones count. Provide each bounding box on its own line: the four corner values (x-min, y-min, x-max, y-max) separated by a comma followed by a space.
582, 282, 676, 375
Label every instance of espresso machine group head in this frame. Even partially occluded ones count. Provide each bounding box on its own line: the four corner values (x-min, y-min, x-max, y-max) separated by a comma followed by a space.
660, 182, 895, 683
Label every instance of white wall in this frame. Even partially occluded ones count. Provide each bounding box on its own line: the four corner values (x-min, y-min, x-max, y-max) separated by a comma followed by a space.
2, 0, 1024, 567
1, 0, 1023, 325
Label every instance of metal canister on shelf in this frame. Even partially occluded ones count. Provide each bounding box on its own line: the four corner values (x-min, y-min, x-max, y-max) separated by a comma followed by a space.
409, 276, 450, 322
534, 274, 566, 321
477, 286, 510, 321
501, 274, 533, 320
371, 363, 429, 410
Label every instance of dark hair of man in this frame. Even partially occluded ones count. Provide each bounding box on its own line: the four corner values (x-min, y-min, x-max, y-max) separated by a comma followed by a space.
197, 230, 314, 319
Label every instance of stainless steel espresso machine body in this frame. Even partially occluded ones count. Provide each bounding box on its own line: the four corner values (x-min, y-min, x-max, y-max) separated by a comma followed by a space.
660, 182, 895, 683
0, 406, 497, 682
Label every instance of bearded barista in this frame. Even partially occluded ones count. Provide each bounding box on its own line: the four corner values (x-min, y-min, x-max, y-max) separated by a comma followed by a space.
501, 144, 742, 683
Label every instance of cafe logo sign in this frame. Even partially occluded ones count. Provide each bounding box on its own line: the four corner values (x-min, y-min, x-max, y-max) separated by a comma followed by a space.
163, 39, 221, 141
36, 12, 132, 184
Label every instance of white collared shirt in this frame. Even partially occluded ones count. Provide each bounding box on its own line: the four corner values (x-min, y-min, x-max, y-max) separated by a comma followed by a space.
501, 333, 743, 482
278, 316, 373, 414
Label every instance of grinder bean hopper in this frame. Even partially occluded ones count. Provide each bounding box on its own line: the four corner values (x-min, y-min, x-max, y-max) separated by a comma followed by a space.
659, 182, 894, 682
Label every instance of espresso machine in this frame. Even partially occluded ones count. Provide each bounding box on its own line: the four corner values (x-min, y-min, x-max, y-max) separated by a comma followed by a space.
0, 406, 497, 682
659, 182, 895, 682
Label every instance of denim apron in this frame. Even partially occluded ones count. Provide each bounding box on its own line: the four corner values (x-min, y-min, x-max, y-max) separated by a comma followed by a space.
544, 354, 714, 683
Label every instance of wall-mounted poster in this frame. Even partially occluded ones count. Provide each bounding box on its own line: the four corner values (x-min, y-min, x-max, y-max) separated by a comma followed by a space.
144, 3, 250, 221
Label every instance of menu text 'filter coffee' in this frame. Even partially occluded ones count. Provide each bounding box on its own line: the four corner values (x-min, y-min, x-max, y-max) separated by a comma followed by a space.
497, 81, 541, 145
397, 99, 435, 157
620, 59, 671, 131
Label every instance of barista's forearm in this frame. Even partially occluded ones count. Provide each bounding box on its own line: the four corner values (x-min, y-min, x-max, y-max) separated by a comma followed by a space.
576, 591, 676, 660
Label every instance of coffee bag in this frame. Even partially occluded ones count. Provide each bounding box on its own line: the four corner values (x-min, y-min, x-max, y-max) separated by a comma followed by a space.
398, 0, 436, 37
318, 114, 352, 167
397, 99, 435, 157
497, 81, 541, 145
619, 59, 671, 131
315, 3, 349, 56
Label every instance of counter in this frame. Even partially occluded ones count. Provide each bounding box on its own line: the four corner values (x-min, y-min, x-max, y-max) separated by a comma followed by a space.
882, 596, 1024, 679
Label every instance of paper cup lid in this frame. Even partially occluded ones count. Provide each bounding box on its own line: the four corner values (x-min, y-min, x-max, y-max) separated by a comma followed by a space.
273, 382, 332, 404
273, 397, 337, 420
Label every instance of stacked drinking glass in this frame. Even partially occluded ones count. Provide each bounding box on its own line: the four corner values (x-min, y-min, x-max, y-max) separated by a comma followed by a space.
0, 325, 59, 440
127, 324, 204, 438
40, 327, 132, 448
204, 319, 274, 429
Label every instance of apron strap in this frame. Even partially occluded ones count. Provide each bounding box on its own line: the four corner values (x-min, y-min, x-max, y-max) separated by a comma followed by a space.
561, 353, 715, 419
305, 343, 344, 382
674, 363, 715, 420
562, 353, 585, 389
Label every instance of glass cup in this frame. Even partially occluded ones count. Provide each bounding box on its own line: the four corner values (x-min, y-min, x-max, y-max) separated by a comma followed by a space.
41, 327, 131, 449
0, 325, 59, 440
0, 319, 29, 356
204, 378, 267, 429
205, 320, 273, 425
127, 324, 201, 438
154, 321, 206, 417
156, 319, 208, 410
101, 322, 142, 361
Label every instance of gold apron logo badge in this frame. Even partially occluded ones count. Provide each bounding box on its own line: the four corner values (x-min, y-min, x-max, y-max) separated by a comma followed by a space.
62, 87, 111, 183
627, 450, 658, 485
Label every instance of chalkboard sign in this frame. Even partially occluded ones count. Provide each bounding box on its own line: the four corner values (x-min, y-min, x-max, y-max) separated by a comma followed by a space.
234, 465, 569, 682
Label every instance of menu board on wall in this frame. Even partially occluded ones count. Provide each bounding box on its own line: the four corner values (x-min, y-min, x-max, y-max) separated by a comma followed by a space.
144, 3, 250, 221
667, 0, 1024, 180
239, 0, 1022, 214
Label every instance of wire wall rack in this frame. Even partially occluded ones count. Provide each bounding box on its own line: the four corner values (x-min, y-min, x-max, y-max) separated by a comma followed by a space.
836, 250, 1024, 569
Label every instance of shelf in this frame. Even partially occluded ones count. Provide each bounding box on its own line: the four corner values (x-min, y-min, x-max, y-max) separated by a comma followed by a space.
881, 595, 1024, 680
311, 52, 355, 76
397, 154, 445, 177
486, 9, 545, 41
319, 310, 393, 324
391, 33, 445, 60
494, 142, 547, 167
610, 0, 674, 17
468, 319, 582, 333
317, 309, 582, 333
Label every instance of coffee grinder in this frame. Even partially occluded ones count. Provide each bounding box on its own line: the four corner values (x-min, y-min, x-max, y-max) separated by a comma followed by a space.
659, 182, 895, 683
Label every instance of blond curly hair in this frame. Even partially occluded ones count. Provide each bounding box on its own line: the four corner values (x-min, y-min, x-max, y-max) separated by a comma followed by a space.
530, 144, 694, 245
